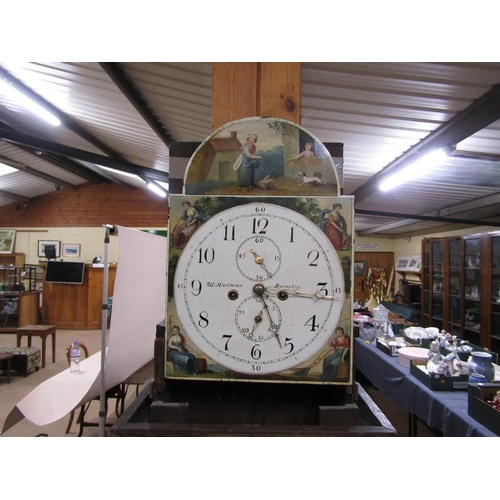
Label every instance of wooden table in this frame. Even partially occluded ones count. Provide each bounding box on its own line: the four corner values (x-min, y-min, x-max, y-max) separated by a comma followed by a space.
16, 325, 56, 368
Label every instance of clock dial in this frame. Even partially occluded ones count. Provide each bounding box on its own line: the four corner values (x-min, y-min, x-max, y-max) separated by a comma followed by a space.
173, 201, 345, 375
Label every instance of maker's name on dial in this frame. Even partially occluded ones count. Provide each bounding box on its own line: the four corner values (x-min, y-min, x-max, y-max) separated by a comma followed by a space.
206, 282, 243, 288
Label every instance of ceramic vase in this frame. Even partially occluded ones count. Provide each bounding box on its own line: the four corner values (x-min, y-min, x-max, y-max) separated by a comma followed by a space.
468, 373, 487, 384
467, 351, 495, 382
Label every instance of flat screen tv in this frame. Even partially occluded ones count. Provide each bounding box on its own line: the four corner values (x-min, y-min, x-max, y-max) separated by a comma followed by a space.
44, 261, 85, 285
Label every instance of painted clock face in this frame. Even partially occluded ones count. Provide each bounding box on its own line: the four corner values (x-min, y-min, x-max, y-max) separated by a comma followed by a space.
173, 201, 345, 375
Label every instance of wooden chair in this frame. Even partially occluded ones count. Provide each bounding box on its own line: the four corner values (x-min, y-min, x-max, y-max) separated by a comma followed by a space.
64, 342, 125, 436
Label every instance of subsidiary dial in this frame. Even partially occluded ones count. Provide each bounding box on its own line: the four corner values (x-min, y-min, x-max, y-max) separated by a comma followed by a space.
236, 236, 282, 281
235, 294, 282, 343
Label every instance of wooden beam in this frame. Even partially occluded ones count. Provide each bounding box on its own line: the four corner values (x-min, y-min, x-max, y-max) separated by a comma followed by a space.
211, 62, 302, 130
258, 62, 301, 123
212, 63, 258, 131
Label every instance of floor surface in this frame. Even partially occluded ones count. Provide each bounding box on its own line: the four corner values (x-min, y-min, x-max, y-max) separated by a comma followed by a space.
0, 328, 439, 438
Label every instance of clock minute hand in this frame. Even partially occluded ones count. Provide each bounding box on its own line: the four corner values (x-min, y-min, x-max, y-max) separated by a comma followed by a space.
265, 287, 337, 302
260, 296, 282, 348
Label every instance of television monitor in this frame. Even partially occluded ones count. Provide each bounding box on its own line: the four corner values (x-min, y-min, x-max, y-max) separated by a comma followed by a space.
44, 261, 85, 285
44, 244, 57, 260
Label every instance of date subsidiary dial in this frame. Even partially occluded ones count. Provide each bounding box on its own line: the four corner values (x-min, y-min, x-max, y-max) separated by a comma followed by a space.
173, 201, 345, 375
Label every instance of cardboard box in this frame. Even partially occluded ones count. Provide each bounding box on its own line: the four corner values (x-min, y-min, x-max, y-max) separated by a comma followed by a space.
440, 342, 498, 364
467, 382, 500, 436
376, 337, 407, 357
410, 359, 469, 391
403, 334, 432, 349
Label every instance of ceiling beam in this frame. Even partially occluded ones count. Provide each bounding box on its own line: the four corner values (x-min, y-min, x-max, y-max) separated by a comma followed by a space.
359, 191, 500, 234
352, 82, 500, 204
100, 62, 174, 148
0, 188, 30, 203
0, 129, 170, 183
356, 208, 500, 234
0, 67, 128, 162
0, 113, 111, 183
0, 154, 77, 190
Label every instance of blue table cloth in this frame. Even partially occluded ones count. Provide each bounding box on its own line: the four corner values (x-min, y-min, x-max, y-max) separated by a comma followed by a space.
354, 338, 497, 437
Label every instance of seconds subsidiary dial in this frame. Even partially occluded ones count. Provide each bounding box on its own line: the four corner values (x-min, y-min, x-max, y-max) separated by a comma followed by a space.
173, 201, 345, 375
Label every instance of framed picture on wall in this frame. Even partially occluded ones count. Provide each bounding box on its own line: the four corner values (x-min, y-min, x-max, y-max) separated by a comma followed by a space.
407, 254, 422, 272
354, 260, 367, 275
38, 240, 61, 258
62, 243, 81, 258
0, 229, 16, 253
395, 256, 411, 271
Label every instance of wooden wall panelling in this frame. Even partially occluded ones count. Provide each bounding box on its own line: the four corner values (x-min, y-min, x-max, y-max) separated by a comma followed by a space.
0, 183, 168, 228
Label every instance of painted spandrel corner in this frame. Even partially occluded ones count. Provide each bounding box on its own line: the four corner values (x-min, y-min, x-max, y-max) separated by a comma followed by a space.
183, 117, 341, 197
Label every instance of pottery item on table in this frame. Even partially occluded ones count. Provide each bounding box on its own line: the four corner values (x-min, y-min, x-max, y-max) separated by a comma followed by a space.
467, 351, 495, 382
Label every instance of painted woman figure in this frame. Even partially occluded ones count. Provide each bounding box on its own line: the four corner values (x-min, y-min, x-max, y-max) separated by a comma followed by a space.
168, 325, 197, 375
171, 201, 202, 249
234, 133, 263, 191
320, 203, 350, 250
320, 326, 350, 380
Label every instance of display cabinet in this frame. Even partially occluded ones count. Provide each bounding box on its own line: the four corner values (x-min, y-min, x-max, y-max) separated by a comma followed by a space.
0, 265, 40, 332
486, 231, 500, 356
421, 238, 444, 331
421, 232, 500, 357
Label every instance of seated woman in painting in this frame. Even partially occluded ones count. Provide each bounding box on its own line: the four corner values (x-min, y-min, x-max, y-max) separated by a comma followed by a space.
171, 201, 204, 249
320, 326, 350, 380
167, 325, 197, 375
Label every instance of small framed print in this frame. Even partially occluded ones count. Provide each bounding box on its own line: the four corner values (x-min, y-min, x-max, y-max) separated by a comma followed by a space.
62, 243, 81, 258
38, 240, 61, 258
0, 229, 16, 253
407, 254, 422, 272
354, 260, 367, 275
395, 257, 411, 271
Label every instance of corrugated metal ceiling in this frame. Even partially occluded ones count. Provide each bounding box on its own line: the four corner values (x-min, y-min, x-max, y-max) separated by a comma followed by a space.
1, 61, 500, 236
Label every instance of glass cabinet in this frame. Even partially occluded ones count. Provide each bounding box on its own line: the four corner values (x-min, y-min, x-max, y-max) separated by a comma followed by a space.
447, 238, 462, 337
463, 234, 482, 345
421, 232, 500, 357
0, 265, 39, 331
488, 232, 500, 356
421, 238, 444, 331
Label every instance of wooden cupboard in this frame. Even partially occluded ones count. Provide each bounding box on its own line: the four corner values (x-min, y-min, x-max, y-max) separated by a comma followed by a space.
421, 233, 500, 356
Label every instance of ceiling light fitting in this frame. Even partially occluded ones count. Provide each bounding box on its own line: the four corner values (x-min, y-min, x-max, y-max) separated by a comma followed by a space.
0, 78, 61, 126
379, 148, 448, 192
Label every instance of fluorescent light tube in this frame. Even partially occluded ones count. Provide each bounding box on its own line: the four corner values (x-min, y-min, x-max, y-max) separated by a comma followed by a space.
380, 149, 447, 191
0, 79, 61, 126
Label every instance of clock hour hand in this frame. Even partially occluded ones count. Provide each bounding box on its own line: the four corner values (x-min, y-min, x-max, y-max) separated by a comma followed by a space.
264, 287, 337, 302
249, 248, 273, 277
